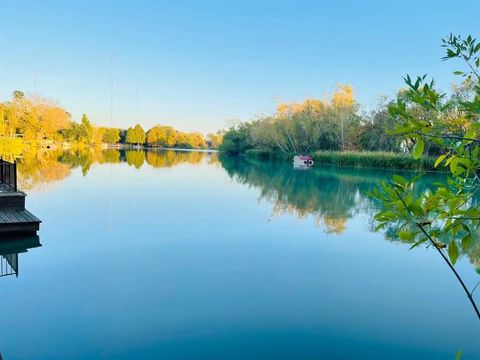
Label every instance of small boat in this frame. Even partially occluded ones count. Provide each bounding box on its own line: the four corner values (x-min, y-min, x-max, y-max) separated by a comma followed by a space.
293, 155, 314, 169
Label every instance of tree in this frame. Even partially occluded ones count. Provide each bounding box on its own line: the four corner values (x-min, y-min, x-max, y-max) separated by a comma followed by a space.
146, 125, 177, 147
220, 88, 359, 155
207, 132, 223, 148
92, 127, 105, 146
219, 123, 253, 154
4, 91, 31, 138
370, 34, 480, 320
13, 90, 25, 100
59, 122, 87, 142
126, 124, 146, 145
80, 114, 93, 144
358, 103, 403, 152
175, 132, 206, 149
331, 84, 355, 150
102, 128, 120, 144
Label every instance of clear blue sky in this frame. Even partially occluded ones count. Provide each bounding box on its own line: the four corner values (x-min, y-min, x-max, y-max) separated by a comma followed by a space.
0, 0, 478, 133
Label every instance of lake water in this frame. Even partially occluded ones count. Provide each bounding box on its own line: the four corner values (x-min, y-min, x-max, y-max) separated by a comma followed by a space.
1, 149, 479, 359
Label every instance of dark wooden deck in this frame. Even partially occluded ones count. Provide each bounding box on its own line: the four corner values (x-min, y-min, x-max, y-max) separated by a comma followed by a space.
0, 192, 41, 235
0, 159, 41, 235
0, 208, 41, 234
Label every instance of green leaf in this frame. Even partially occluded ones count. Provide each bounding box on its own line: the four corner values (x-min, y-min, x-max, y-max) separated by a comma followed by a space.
413, 139, 424, 159
393, 175, 406, 188
461, 234, 472, 250
448, 241, 459, 265
398, 230, 414, 241
434, 154, 448, 168
374, 222, 387, 231
450, 158, 459, 175
476, 267, 480, 275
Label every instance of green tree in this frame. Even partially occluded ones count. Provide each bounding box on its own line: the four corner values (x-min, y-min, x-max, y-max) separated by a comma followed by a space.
126, 124, 146, 145
13, 90, 25, 100
358, 104, 402, 152
80, 114, 93, 144
370, 34, 480, 320
219, 123, 253, 154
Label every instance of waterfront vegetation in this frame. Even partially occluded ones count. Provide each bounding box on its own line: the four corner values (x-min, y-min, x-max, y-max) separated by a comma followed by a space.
218, 71, 475, 169
370, 34, 480, 320
0, 91, 221, 151
0, 51, 474, 172
244, 149, 436, 170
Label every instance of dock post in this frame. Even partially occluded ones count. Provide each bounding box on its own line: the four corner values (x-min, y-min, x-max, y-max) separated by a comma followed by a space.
13, 161, 17, 192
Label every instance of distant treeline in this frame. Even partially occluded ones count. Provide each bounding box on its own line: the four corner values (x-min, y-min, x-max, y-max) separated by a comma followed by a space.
219, 83, 473, 159
0, 90, 223, 149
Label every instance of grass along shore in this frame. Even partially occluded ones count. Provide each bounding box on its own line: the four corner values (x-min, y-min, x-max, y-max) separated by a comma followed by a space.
243, 149, 437, 171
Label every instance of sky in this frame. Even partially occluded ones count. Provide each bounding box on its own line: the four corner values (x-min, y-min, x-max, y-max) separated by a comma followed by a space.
0, 0, 479, 133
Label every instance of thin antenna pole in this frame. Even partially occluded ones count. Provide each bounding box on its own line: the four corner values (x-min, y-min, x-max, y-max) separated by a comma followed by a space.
110, 51, 115, 126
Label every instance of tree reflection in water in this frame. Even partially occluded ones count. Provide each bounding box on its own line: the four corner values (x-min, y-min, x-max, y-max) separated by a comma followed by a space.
1, 147, 478, 272
0, 148, 217, 191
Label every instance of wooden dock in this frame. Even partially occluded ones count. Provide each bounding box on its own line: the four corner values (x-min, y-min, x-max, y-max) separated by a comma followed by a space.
0, 159, 41, 235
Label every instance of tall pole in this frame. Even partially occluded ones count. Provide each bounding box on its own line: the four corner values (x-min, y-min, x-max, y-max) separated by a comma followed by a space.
108, 51, 115, 233
110, 51, 115, 127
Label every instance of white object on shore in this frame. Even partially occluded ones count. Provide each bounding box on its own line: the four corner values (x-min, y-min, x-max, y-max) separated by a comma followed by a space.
293, 155, 314, 168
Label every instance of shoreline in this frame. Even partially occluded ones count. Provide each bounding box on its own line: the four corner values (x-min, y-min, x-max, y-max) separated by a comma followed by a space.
223, 149, 438, 172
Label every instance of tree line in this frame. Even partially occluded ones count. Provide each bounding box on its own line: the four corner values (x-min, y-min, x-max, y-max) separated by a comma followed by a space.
219, 83, 473, 157
0, 91, 222, 149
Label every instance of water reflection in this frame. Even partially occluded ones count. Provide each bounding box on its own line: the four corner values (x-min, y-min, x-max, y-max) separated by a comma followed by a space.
0, 234, 41, 278
2, 147, 479, 271
0, 148, 218, 191
218, 156, 480, 270
219, 156, 442, 233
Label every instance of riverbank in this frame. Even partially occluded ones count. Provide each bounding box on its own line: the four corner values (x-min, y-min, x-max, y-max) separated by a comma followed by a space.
0, 138, 216, 155
242, 149, 436, 171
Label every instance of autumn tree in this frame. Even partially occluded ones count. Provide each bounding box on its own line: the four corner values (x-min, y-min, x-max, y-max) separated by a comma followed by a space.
176, 132, 206, 149
147, 125, 177, 147
126, 124, 146, 145
207, 132, 223, 148
102, 128, 120, 144
331, 84, 355, 150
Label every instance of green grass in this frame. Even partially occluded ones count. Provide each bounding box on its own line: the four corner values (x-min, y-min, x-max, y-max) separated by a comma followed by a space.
311, 150, 436, 170
244, 148, 437, 171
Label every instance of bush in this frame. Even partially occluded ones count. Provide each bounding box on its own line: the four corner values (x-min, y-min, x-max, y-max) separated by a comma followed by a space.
218, 123, 253, 155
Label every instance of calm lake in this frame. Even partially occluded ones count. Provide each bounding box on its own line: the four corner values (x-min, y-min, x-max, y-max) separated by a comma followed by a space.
1, 149, 479, 359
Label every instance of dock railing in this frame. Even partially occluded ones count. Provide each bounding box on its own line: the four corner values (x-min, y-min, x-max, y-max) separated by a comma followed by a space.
0, 158, 17, 192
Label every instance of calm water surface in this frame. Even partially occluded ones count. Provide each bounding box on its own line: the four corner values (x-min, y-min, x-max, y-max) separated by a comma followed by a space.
1, 149, 479, 359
